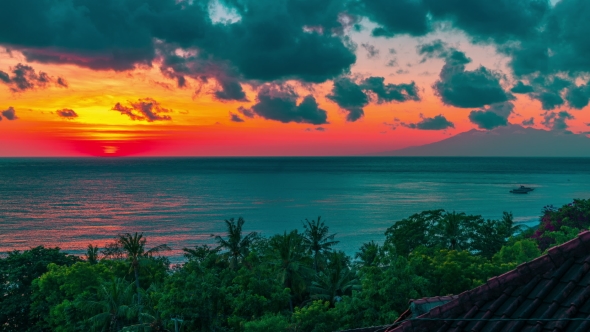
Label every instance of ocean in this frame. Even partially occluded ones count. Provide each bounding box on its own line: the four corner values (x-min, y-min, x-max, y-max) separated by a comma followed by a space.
1, 157, 589, 262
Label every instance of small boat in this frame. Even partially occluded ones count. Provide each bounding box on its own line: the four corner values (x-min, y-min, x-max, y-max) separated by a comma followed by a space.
510, 186, 534, 194
518, 185, 534, 192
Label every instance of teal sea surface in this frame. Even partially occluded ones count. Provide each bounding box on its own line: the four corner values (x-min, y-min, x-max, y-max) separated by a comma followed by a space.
1, 157, 589, 261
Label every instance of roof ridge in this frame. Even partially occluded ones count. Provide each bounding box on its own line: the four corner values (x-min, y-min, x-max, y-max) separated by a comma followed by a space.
389, 230, 590, 331
410, 295, 459, 305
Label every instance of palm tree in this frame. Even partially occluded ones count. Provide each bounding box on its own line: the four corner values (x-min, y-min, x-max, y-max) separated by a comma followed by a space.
120, 283, 167, 332
268, 230, 314, 311
77, 278, 138, 332
117, 233, 170, 305
355, 241, 380, 268
309, 252, 360, 306
212, 217, 257, 270
437, 211, 466, 250
86, 244, 100, 264
302, 216, 339, 272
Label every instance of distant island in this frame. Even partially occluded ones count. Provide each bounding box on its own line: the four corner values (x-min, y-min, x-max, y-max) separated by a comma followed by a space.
377, 125, 590, 157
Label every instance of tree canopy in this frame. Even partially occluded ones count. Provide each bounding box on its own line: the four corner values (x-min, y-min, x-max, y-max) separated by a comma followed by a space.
2, 199, 589, 331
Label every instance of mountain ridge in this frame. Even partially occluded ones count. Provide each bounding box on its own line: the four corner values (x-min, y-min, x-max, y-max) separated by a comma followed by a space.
377, 125, 590, 157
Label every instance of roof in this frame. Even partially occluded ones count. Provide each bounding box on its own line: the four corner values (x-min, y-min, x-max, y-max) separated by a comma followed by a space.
338, 296, 459, 332
387, 230, 590, 332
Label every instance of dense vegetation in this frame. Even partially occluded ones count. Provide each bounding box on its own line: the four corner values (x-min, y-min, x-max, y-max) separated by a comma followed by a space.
1, 199, 589, 332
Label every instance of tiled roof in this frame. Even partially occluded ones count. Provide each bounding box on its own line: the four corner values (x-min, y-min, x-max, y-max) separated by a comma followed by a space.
337, 297, 460, 332
387, 230, 590, 332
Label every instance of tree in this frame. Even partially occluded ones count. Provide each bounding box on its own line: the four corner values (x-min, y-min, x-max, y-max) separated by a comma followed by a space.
117, 233, 170, 305
302, 216, 339, 272
244, 314, 291, 332
0, 246, 79, 332
310, 252, 359, 306
86, 244, 100, 264
212, 217, 257, 270
532, 199, 590, 250
76, 278, 139, 332
384, 210, 444, 256
268, 230, 313, 311
437, 211, 467, 250
470, 212, 518, 258
30, 261, 115, 331
386, 210, 516, 258
492, 239, 541, 265
355, 241, 380, 268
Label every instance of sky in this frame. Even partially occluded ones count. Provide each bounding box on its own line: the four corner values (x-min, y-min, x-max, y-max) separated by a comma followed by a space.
0, 0, 589, 157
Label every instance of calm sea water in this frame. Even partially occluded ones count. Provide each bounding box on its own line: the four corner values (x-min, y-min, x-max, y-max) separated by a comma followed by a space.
1, 157, 589, 261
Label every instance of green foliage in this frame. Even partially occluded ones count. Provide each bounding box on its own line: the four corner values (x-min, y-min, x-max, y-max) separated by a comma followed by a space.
213, 217, 258, 270
76, 277, 140, 331
310, 251, 359, 306
86, 245, 99, 265
533, 199, 590, 250
0, 246, 80, 332
492, 239, 541, 265
385, 210, 516, 258
244, 314, 291, 332
9, 202, 590, 332
543, 226, 581, 250
409, 247, 512, 296
30, 262, 115, 331
267, 230, 314, 310
302, 216, 339, 272
292, 301, 340, 332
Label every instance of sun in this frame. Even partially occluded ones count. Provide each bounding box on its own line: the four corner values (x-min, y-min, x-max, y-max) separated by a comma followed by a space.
102, 145, 119, 155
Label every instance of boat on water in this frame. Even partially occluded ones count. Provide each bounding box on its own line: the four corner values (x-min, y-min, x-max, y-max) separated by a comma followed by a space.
510, 185, 535, 194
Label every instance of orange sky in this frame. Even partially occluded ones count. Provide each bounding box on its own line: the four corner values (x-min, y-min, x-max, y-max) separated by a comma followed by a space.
1, 4, 589, 157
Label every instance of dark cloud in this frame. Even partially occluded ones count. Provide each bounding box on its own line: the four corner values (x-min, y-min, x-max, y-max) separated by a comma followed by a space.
1, 107, 18, 120
0, 70, 10, 83
542, 111, 574, 133
157, 0, 355, 85
402, 114, 455, 130
485, 101, 515, 118
522, 117, 535, 126
353, 0, 430, 37
326, 77, 369, 122
386, 59, 398, 67
0, 0, 356, 91
219, 1, 356, 83
112, 98, 172, 122
361, 43, 379, 58
214, 77, 248, 102
467, 102, 514, 130
506, 0, 590, 80
361, 76, 420, 103
0, 63, 67, 92
516, 76, 590, 111
351, 0, 548, 43
417, 40, 471, 65
229, 112, 244, 122
245, 84, 328, 125
56, 109, 78, 119
534, 91, 564, 110
565, 84, 590, 110
510, 81, 534, 94
56, 77, 68, 88
468, 110, 508, 130
327, 76, 420, 121
417, 40, 512, 108
434, 62, 513, 108
423, 0, 549, 43
237, 106, 255, 118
